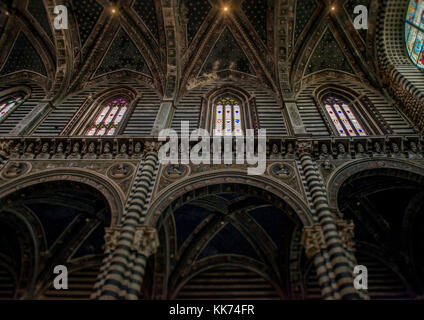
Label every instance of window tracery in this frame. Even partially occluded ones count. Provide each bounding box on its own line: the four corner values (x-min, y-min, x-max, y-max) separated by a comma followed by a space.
85, 97, 129, 136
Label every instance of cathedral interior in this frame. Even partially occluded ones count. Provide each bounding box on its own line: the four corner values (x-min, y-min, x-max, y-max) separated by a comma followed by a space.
0, 0, 423, 301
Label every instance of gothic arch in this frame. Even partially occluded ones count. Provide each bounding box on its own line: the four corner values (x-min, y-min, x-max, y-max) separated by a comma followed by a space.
146, 171, 314, 228
313, 84, 390, 135
64, 86, 139, 136
198, 85, 260, 134
326, 158, 424, 211
0, 169, 125, 225
148, 173, 308, 300
330, 163, 424, 297
0, 179, 114, 299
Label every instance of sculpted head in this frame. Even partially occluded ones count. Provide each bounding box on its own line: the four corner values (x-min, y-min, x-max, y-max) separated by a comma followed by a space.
410, 142, 418, 153
357, 143, 364, 153
41, 142, 49, 153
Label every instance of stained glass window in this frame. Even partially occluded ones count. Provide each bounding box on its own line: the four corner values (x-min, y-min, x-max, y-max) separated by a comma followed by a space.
405, 0, 424, 68
214, 97, 242, 136
324, 96, 367, 137
85, 98, 128, 136
0, 96, 24, 122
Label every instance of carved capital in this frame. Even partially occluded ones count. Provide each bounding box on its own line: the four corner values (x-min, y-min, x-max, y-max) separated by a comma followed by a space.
336, 219, 356, 253
132, 226, 159, 257
296, 141, 313, 157
301, 225, 326, 259
104, 227, 123, 254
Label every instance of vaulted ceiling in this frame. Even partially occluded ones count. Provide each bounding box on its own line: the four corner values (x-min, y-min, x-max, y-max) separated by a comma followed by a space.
0, 0, 382, 102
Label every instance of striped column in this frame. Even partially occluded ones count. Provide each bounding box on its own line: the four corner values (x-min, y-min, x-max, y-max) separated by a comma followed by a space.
302, 225, 341, 299
297, 141, 360, 299
92, 148, 160, 299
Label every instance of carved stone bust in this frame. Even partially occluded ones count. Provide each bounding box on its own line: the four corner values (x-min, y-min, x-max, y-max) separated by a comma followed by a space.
117, 143, 129, 159
391, 142, 405, 159
270, 143, 282, 160
83, 142, 97, 159
337, 143, 351, 160
68, 142, 81, 159
285, 143, 295, 159
100, 142, 113, 159
408, 142, 423, 159
132, 142, 143, 159
373, 142, 384, 157
22, 143, 35, 159
355, 143, 367, 159
36, 143, 50, 159
52, 142, 66, 159
319, 144, 333, 160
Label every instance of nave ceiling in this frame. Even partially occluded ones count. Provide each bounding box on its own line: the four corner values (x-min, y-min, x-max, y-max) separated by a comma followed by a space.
0, 0, 381, 102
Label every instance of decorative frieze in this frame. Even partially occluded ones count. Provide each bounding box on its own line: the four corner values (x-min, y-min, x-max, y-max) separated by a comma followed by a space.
0, 138, 157, 160
0, 136, 422, 163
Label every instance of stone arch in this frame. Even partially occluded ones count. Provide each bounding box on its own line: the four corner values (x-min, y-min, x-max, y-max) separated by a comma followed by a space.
326, 158, 424, 211
0, 174, 119, 298
146, 170, 314, 228
0, 168, 126, 225
147, 171, 314, 300
327, 158, 424, 298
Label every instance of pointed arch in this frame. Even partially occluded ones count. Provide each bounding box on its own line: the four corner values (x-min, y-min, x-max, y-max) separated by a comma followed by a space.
198, 85, 260, 135
64, 86, 139, 136
313, 84, 390, 136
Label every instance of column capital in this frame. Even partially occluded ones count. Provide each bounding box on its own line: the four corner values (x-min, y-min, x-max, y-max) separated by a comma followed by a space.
296, 140, 313, 157
336, 219, 356, 253
104, 227, 123, 254
301, 225, 327, 259
133, 226, 159, 257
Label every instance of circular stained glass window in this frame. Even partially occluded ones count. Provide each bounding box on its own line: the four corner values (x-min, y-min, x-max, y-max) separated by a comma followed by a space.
405, 0, 424, 68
